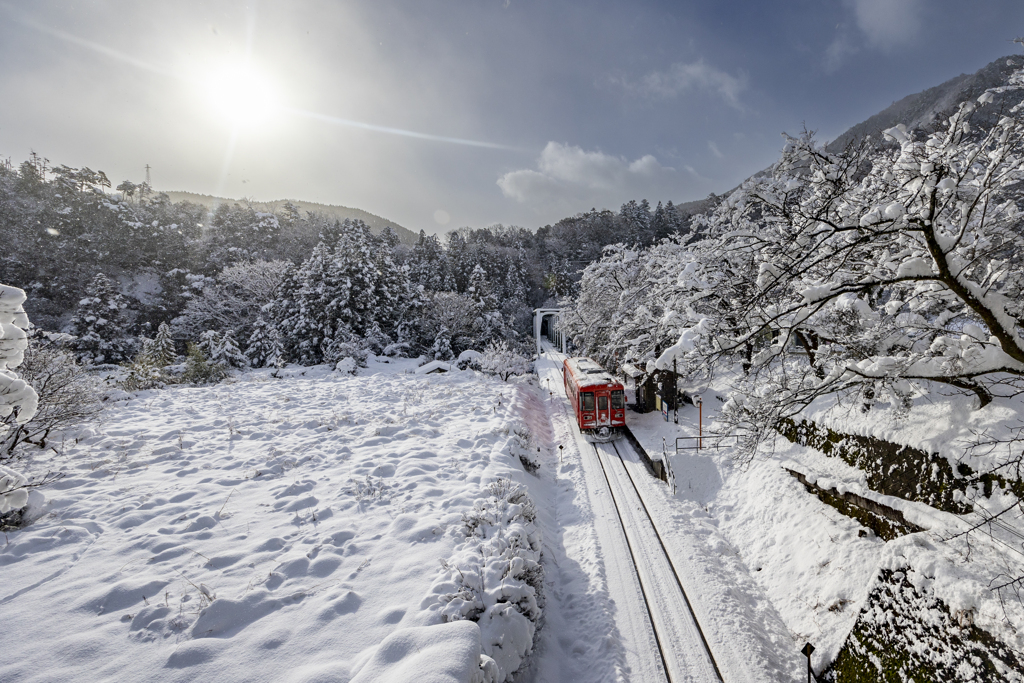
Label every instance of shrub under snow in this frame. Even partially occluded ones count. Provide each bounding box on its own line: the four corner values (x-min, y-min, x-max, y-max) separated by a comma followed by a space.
426, 477, 544, 682
0, 284, 38, 518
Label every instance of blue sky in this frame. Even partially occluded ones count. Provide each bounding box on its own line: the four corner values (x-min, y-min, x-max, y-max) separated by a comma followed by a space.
1, 1, 1022, 234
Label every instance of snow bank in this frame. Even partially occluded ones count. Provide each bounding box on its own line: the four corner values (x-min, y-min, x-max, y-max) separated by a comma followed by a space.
351, 621, 497, 683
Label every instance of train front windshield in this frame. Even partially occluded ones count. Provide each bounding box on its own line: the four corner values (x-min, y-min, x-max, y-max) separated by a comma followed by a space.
611, 390, 624, 409
582, 393, 595, 410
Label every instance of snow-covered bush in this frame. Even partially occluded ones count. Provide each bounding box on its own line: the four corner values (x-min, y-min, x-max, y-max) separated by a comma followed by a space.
13, 336, 99, 450
0, 464, 29, 530
120, 323, 179, 391
120, 353, 167, 392
428, 478, 543, 682
510, 423, 540, 474
479, 340, 531, 381
0, 284, 39, 524
1, 284, 39, 459
334, 357, 357, 375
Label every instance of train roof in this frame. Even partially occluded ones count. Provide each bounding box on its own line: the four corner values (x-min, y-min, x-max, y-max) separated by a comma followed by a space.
565, 357, 619, 386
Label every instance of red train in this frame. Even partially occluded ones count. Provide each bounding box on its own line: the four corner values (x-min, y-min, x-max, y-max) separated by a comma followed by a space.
563, 357, 626, 440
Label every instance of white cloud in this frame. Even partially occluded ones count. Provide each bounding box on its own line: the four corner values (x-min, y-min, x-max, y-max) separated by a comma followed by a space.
612, 60, 746, 109
824, 34, 858, 73
849, 0, 922, 48
497, 142, 685, 213
707, 141, 724, 159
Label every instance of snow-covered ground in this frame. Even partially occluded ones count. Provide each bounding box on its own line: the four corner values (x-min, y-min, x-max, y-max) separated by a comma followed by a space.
0, 359, 579, 682
7, 349, 1019, 682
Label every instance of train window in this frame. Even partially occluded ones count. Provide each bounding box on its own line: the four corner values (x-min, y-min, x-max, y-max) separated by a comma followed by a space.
598, 395, 608, 411
611, 391, 624, 409
581, 392, 595, 411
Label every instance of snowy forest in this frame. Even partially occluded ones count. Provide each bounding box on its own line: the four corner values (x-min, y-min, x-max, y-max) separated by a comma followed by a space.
0, 153, 708, 369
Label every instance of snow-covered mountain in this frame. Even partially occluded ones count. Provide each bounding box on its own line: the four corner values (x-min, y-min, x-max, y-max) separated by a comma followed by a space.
160, 191, 419, 246
828, 53, 1024, 151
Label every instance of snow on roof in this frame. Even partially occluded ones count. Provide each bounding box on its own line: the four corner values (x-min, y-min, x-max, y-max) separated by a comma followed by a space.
567, 357, 618, 385
416, 360, 453, 374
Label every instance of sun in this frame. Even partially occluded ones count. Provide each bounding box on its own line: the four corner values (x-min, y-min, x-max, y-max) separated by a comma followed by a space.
204, 61, 281, 131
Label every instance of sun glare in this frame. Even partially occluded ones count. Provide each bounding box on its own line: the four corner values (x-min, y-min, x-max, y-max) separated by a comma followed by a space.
204, 62, 280, 131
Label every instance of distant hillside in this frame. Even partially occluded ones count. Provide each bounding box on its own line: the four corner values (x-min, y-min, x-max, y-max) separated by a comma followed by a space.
160, 191, 419, 246
828, 54, 1024, 151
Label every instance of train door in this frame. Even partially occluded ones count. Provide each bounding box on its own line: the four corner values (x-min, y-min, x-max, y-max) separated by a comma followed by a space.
581, 391, 595, 426
596, 392, 610, 425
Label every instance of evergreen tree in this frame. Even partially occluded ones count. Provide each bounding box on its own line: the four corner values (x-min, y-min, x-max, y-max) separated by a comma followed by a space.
409, 230, 449, 291
216, 332, 247, 368
198, 330, 246, 368
147, 322, 176, 366
431, 325, 454, 361
270, 219, 413, 365
246, 316, 283, 368
620, 199, 652, 245
70, 273, 132, 364
651, 201, 666, 240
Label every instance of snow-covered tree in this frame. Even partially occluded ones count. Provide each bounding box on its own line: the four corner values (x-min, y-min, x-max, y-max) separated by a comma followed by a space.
408, 230, 449, 292
479, 340, 531, 381
147, 322, 176, 367
620, 199, 652, 245
431, 325, 455, 361
245, 315, 283, 368
701, 78, 1024, 428
181, 342, 225, 385
569, 61, 1024, 456
173, 259, 290, 344
69, 273, 132, 364
198, 330, 247, 368
1, 284, 39, 459
269, 219, 414, 365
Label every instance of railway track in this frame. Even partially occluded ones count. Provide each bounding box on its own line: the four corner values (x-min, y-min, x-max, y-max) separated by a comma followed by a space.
539, 343, 734, 681
590, 438, 724, 683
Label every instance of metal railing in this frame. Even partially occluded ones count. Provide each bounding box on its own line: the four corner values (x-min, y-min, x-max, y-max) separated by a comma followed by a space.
675, 434, 739, 453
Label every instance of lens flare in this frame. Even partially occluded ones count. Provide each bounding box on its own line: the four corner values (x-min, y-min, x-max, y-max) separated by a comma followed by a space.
204, 62, 280, 131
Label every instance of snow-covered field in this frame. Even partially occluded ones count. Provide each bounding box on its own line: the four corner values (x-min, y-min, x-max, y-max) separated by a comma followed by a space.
6, 349, 1022, 682
0, 359, 569, 682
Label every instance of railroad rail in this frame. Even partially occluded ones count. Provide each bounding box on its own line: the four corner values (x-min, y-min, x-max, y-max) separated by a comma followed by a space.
590, 437, 724, 683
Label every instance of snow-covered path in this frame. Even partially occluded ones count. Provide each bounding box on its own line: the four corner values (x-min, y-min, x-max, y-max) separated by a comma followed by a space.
536, 347, 801, 682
